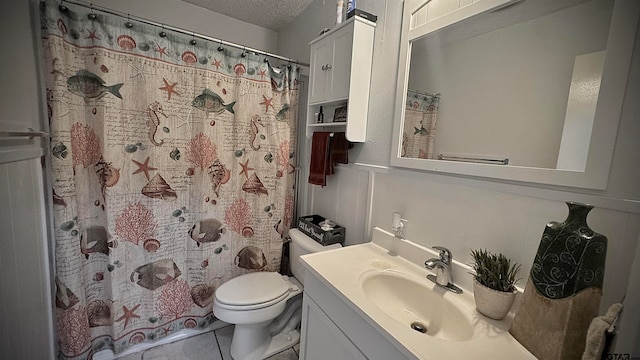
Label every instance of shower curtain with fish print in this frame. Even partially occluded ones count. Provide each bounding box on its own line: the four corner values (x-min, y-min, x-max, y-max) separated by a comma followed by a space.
41, 1, 299, 358
402, 90, 440, 159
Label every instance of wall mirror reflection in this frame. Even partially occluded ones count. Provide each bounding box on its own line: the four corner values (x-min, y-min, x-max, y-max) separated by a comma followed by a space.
391, 0, 639, 189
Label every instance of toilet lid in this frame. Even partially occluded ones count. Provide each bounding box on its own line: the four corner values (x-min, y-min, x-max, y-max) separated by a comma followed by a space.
215, 272, 290, 306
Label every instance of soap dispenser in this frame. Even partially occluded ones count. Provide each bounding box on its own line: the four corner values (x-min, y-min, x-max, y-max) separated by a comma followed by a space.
391, 212, 407, 238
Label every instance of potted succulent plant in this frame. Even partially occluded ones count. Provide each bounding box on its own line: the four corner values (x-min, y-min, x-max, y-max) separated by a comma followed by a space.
470, 248, 521, 320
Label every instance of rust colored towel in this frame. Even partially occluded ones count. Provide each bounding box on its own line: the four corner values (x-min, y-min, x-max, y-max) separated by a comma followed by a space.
330, 132, 349, 170
308, 132, 331, 186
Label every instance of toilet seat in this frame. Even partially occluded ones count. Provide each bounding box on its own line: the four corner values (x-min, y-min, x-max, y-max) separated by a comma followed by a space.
215, 291, 290, 311
215, 272, 291, 311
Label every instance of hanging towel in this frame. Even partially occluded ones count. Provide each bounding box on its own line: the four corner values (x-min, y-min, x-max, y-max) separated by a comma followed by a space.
329, 132, 350, 172
309, 132, 332, 186
582, 303, 623, 360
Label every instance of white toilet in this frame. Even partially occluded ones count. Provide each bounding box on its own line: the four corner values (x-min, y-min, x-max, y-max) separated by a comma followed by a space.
213, 229, 342, 360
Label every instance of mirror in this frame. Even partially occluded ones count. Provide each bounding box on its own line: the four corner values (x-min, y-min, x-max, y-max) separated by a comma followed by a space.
391, 0, 639, 189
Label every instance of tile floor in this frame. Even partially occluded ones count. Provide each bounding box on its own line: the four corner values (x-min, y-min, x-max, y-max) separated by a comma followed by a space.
116, 325, 299, 360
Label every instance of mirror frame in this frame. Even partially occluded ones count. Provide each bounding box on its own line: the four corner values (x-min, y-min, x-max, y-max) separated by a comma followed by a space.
391, 0, 640, 189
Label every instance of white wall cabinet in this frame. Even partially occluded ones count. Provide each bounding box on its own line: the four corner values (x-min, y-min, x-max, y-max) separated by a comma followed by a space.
308, 27, 353, 104
306, 16, 376, 142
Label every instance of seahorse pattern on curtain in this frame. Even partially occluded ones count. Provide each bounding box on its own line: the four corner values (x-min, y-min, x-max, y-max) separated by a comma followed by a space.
42, 1, 299, 358
402, 90, 440, 159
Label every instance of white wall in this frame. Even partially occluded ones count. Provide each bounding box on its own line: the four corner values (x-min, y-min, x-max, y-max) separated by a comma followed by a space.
1, 1, 43, 133
306, 166, 371, 247
280, 0, 640, 354
0, 159, 54, 359
0, 1, 54, 358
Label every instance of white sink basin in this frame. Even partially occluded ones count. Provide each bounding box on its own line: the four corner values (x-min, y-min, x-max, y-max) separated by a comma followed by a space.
300, 227, 536, 359
360, 270, 474, 341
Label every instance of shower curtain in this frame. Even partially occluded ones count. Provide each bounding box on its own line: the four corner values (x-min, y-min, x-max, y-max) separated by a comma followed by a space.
402, 90, 440, 159
41, 1, 299, 358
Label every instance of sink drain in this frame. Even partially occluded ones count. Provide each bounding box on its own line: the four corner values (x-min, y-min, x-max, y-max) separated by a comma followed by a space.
410, 321, 427, 333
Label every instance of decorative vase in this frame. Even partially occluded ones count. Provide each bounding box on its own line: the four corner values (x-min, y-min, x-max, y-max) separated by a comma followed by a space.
473, 279, 517, 320
530, 202, 607, 299
510, 202, 607, 360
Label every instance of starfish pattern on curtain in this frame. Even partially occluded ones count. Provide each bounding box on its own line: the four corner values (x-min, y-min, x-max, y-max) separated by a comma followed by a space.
41, 1, 299, 358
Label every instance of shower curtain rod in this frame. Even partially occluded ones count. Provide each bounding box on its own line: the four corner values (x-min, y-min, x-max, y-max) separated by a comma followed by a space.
58, 0, 310, 67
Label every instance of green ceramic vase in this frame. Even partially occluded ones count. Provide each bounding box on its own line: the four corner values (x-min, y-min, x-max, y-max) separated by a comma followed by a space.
530, 202, 607, 299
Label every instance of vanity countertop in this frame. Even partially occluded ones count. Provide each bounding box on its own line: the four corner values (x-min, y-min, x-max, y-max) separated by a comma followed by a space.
300, 227, 536, 360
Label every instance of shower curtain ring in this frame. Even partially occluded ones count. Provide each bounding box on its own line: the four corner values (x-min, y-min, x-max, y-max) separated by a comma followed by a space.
159, 24, 167, 37
58, 0, 67, 12
88, 3, 97, 20
241, 47, 247, 58
190, 32, 197, 46
125, 14, 133, 28
217, 40, 224, 52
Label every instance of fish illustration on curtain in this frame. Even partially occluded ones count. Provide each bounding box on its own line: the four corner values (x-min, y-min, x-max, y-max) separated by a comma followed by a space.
67, 70, 124, 100
191, 89, 236, 115
402, 90, 440, 159
42, 0, 299, 358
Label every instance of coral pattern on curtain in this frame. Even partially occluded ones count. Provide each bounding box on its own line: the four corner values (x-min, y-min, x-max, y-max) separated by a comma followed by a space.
41, 1, 298, 358
402, 90, 440, 159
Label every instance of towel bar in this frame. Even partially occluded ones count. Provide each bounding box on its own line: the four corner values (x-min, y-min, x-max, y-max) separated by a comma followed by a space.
0, 129, 49, 139
437, 154, 509, 165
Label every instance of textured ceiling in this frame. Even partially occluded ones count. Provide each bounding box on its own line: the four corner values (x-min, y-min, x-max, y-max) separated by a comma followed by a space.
181, 0, 315, 30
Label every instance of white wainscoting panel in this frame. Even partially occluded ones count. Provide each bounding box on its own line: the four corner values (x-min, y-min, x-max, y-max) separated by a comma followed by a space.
0, 158, 55, 359
309, 166, 370, 246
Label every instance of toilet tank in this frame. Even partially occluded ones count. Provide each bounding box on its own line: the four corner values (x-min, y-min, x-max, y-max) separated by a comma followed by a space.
289, 228, 342, 285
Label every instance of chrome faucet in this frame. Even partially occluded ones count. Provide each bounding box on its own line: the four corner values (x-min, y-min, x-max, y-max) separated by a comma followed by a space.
425, 246, 462, 294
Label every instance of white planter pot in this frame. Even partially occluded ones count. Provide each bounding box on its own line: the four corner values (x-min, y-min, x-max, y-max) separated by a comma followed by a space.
473, 279, 517, 320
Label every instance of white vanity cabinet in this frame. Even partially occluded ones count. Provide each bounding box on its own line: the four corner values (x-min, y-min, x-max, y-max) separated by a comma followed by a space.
306, 16, 375, 142
300, 296, 368, 360
299, 270, 412, 360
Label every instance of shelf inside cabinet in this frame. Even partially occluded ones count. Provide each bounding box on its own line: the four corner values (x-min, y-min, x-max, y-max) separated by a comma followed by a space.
308, 123, 346, 127
306, 101, 348, 138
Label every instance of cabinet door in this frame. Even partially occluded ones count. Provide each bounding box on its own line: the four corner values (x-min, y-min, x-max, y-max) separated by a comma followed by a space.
329, 26, 354, 101
308, 39, 332, 104
300, 295, 368, 360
